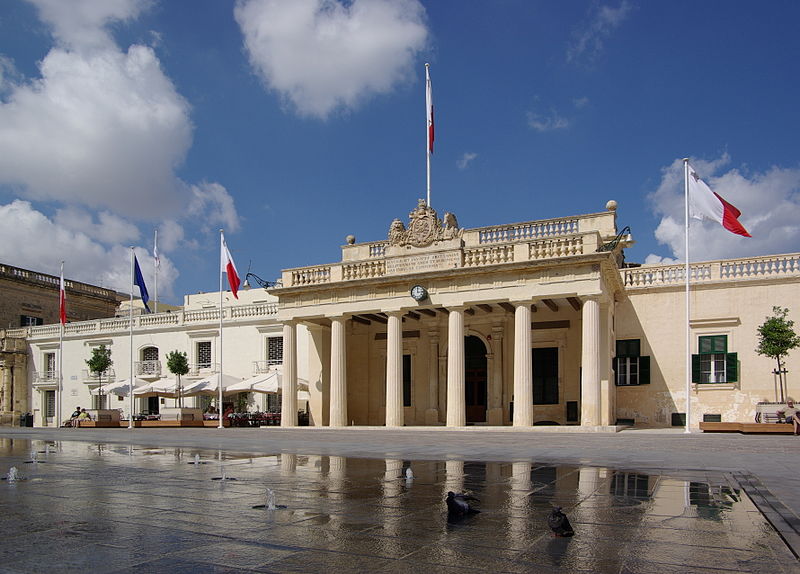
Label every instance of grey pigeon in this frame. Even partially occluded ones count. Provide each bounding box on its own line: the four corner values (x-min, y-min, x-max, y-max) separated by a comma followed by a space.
446, 491, 480, 519
547, 506, 574, 537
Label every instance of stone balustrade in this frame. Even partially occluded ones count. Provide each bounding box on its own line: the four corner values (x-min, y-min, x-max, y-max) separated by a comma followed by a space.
9, 302, 279, 341
622, 253, 800, 289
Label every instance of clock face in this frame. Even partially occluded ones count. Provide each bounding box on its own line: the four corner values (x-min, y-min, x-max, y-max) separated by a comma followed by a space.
410, 285, 427, 301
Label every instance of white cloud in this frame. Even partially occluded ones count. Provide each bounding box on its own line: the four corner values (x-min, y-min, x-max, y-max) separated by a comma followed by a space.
0, 200, 177, 297
234, 0, 429, 118
567, 1, 633, 63
572, 96, 589, 109
457, 152, 478, 170
647, 156, 800, 262
527, 109, 570, 132
0, 45, 193, 217
187, 182, 241, 233
54, 207, 141, 244
26, 0, 150, 53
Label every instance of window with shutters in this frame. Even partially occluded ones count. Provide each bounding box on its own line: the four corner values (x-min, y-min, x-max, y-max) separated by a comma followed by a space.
613, 339, 650, 386
197, 341, 212, 369
692, 335, 737, 384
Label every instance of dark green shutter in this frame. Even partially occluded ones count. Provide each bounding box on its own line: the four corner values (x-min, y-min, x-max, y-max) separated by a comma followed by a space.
691, 354, 701, 383
726, 352, 738, 383
613, 357, 619, 386
639, 356, 650, 385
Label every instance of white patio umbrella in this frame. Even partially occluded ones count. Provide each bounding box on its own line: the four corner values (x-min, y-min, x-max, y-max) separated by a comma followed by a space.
181, 373, 239, 397
90, 378, 149, 397
226, 371, 309, 394
133, 377, 182, 398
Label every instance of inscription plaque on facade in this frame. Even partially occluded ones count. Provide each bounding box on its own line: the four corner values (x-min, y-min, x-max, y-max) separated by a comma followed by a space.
386, 251, 462, 276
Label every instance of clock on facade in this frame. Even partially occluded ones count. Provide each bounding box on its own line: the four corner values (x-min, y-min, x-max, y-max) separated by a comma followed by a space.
410, 285, 428, 301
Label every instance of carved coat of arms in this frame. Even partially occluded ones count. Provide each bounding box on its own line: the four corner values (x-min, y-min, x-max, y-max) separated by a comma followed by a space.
388, 199, 462, 247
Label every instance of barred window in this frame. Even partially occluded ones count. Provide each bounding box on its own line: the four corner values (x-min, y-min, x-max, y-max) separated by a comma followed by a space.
197, 341, 212, 369
267, 337, 283, 365
142, 347, 159, 361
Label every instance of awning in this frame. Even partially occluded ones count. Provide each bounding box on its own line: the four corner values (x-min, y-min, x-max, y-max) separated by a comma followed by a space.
91, 378, 149, 397
181, 373, 239, 396
225, 371, 309, 394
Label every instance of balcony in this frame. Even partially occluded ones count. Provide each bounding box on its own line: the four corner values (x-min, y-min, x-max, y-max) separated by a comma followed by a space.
82, 369, 115, 385
252, 360, 282, 374
189, 363, 219, 377
135, 360, 162, 378
33, 370, 57, 388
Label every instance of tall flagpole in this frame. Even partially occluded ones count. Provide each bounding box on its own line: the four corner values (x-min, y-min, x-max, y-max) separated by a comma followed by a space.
425, 62, 433, 208
57, 261, 64, 429
684, 158, 692, 434
218, 229, 224, 429
128, 247, 135, 429
154, 230, 159, 313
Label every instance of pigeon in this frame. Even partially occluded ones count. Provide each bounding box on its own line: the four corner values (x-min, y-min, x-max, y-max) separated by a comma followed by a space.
446, 491, 480, 519
547, 506, 574, 537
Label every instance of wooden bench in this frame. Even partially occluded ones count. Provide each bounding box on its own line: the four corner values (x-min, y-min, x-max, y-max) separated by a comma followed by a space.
699, 421, 794, 434
755, 402, 790, 423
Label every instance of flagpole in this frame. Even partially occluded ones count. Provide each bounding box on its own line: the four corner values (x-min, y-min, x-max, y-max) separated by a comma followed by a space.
154, 230, 158, 313
218, 229, 224, 429
57, 261, 64, 429
425, 63, 432, 208
684, 158, 692, 434
129, 247, 135, 429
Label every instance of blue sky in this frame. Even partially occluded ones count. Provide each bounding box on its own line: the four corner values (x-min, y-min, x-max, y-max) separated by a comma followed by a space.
1, 0, 799, 305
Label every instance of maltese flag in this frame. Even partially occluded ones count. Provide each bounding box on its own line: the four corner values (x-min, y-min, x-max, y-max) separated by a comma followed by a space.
687, 165, 751, 237
220, 233, 240, 299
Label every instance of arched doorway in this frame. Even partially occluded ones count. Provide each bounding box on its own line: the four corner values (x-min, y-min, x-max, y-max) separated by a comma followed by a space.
464, 335, 487, 423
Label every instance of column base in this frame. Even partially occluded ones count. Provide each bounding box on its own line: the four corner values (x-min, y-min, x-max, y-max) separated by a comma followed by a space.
424, 408, 440, 425
486, 407, 504, 426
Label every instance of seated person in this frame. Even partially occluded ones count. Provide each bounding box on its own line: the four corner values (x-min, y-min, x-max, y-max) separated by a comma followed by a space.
65, 405, 81, 427
776, 398, 800, 435
70, 406, 82, 419
77, 408, 92, 421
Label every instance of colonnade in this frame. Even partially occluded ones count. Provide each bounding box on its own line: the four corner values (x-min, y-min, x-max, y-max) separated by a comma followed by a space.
280, 296, 609, 428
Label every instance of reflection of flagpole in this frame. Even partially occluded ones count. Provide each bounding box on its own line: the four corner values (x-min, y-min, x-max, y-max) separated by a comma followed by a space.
218, 229, 224, 429
129, 247, 135, 429
683, 158, 692, 434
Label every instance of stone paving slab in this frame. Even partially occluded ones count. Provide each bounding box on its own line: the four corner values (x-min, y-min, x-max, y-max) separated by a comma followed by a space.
1, 426, 799, 571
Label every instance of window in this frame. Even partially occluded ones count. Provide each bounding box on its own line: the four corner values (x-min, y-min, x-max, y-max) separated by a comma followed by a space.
44, 352, 57, 380
142, 347, 159, 361
403, 354, 412, 407
692, 335, 737, 384
267, 337, 283, 365
613, 339, 650, 386
45, 390, 55, 418
21, 315, 43, 326
197, 341, 212, 369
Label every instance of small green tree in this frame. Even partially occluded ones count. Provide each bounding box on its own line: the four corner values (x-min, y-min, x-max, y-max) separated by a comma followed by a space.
756, 306, 800, 402
86, 345, 113, 408
166, 350, 189, 408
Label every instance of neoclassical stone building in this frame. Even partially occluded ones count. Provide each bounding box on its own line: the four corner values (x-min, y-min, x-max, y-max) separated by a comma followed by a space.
9, 200, 800, 429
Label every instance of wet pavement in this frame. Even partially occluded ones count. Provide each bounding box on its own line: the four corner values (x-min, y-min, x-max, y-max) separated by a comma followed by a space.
1, 430, 799, 573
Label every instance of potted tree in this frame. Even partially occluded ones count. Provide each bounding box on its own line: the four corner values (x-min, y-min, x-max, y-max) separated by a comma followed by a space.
85, 345, 120, 425
160, 350, 202, 425
166, 350, 189, 408
756, 306, 800, 402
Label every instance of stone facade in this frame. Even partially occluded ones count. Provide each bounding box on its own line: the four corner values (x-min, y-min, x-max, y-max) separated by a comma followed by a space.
10, 201, 800, 429
0, 263, 120, 329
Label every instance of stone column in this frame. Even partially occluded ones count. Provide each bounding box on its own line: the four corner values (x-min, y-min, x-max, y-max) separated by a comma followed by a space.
513, 303, 533, 426
329, 317, 347, 427
581, 297, 601, 426
487, 325, 504, 425
385, 312, 403, 427
425, 330, 440, 425
0, 359, 12, 413
281, 322, 298, 427
446, 307, 465, 427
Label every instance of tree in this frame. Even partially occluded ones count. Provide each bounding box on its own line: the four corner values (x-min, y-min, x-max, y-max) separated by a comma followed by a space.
166, 350, 189, 408
86, 345, 113, 409
756, 306, 800, 402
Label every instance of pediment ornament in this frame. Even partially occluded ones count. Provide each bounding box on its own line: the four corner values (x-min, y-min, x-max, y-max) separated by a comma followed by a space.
388, 199, 462, 247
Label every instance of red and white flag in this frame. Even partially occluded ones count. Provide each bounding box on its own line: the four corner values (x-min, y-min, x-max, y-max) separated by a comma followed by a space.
220, 233, 240, 299
59, 263, 67, 325
426, 63, 434, 154
687, 164, 751, 237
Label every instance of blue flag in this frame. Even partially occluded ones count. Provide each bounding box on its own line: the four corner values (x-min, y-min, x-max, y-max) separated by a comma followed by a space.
133, 255, 151, 313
